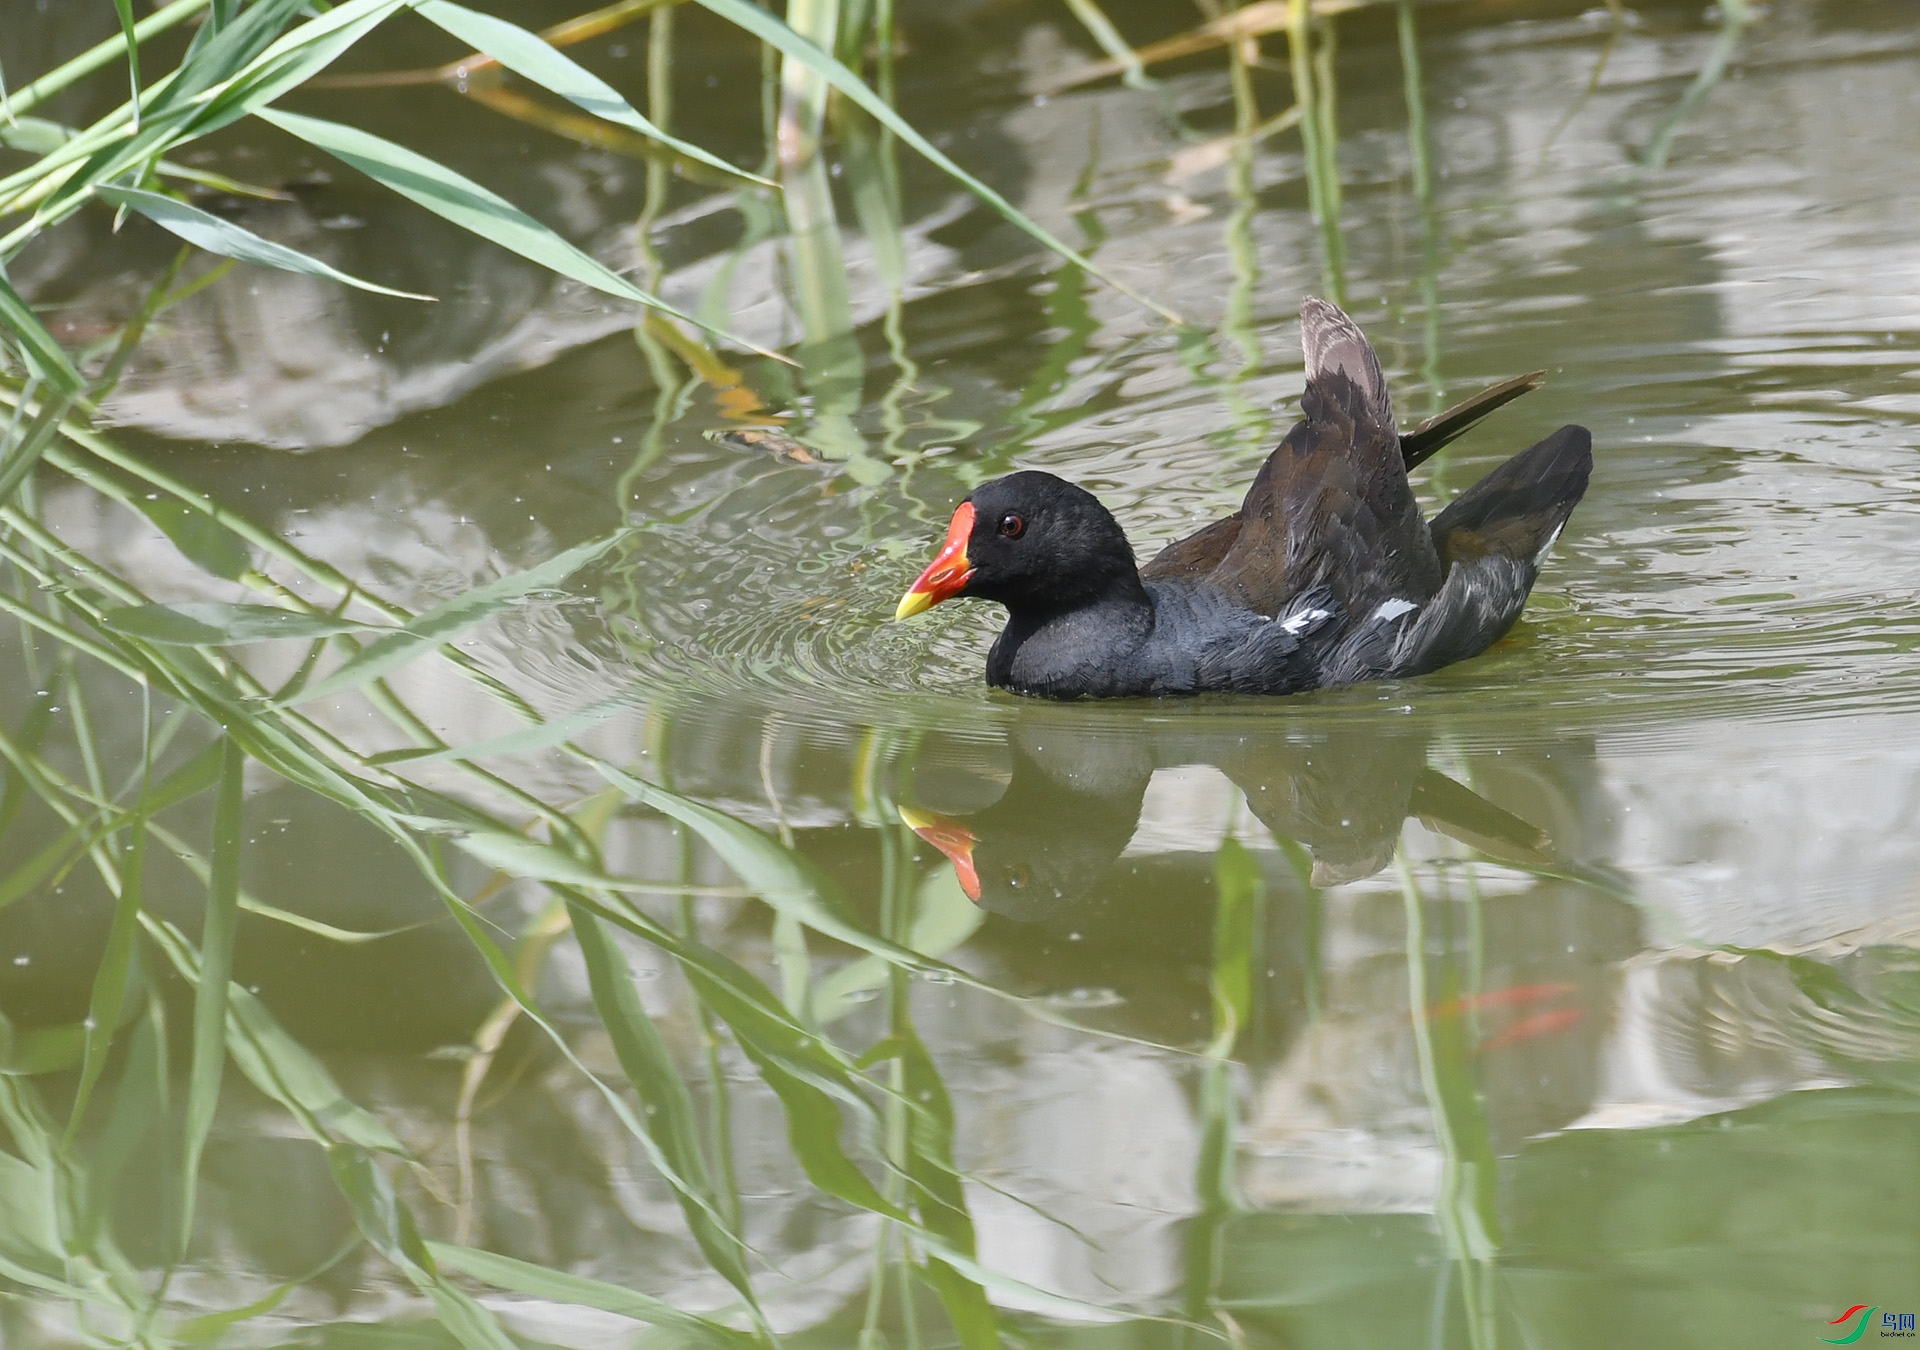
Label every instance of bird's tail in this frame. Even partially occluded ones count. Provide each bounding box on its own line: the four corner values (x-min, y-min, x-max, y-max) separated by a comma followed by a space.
1400, 369, 1547, 470
1428, 424, 1592, 567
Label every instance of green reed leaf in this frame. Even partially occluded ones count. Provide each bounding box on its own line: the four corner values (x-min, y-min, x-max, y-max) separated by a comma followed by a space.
100, 601, 385, 646
1, 737, 224, 923
0, 687, 58, 848
598, 761, 946, 976
138, 0, 306, 116
330, 1142, 522, 1350
135, 497, 254, 581
429, 1242, 760, 1347
227, 985, 406, 1153
0, 117, 74, 156
900, 1022, 999, 1350
178, 735, 243, 1253
34, 0, 310, 222
81, 1002, 168, 1254
451, 828, 622, 886
569, 884, 912, 1226
692, 0, 1183, 324
174, 1237, 359, 1343
571, 907, 762, 1312
192, 0, 412, 140
142, 917, 405, 1153
0, 1134, 76, 1298
95, 186, 436, 301
2, 0, 205, 122
110, 0, 142, 130
253, 109, 789, 361
669, 948, 904, 1220
0, 828, 88, 914
68, 831, 144, 1136
368, 694, 633, 766
283, 529, 627, 706
326, 1141, 435, 1272
811, 868, 982, 1026
0, 266, 84, 396
416, 1, 773, 188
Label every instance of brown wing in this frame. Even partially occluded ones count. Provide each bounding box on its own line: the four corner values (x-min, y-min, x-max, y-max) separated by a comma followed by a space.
1145, 351, 1542, 588
1141, 511, 1243, 581
1201, 299, 1442, 617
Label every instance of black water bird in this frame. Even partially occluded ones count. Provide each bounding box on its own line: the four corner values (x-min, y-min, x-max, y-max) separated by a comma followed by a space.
895, 299, 1592, 699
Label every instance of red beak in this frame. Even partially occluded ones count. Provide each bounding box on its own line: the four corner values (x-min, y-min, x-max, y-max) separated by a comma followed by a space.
899, 807, 982, 902
894, 502, 976, 619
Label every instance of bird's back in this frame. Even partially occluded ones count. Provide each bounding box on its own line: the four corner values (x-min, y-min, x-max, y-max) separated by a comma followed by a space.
1144, 299, 1443, 623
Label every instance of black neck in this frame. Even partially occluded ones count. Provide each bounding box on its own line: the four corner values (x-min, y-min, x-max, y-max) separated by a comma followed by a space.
985, 585, 1156, 693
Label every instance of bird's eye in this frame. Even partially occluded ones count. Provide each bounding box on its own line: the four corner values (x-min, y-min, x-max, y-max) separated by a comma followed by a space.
1006, 864, 1031, 889
998, 513, 1026, 539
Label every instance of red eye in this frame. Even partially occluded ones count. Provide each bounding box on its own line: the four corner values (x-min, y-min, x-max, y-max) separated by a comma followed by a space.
998, 513, 1025, 538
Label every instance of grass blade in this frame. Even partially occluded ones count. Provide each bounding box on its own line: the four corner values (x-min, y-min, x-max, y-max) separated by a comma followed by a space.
282, 529, 627, 705
136, 498, 254, 581
571, 906, 763, 1316
692, 0, 1182, 323
451, 827, 626, 886
416, 1, 773, 187
253, 109, 791, 361
193, 0, 414, 139
3, 0, 206, 121
95, 185, 436, 301
110, 0, 143, 131
0, 266, 84, 395
429, 1242, 759, 1347
367, 694, 633, 766
664, 945, 904, 1220
597, 760, 944, 975
142, 917, 406, 1153
1209, 838, 1260, 1057
100, 601, 387, 646
328, 1143, 519, 1350
67, 831, 145, 1139
31, 0, 310, 224
900, 1023, 999, 1350
228, 985, 407, 1153
177, 735, 243, 1254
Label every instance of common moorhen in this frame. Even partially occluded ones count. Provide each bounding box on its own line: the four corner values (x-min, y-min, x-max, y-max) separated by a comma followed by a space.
895, 299, 1592, 699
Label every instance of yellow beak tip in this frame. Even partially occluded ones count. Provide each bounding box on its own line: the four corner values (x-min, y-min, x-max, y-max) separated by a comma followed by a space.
894, 590, 934, 621
897, 805, 937, 830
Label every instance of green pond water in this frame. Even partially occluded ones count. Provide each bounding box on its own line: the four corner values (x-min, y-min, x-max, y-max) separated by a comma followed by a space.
3, 0, 1920, 1345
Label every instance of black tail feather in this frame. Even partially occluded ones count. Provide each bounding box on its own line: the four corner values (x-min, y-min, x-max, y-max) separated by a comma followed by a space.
1428, 424, 1592, 566
1400, 370, 1547, 470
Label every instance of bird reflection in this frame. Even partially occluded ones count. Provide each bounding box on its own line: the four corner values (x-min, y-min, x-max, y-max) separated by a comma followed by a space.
902, 717, 1554, 920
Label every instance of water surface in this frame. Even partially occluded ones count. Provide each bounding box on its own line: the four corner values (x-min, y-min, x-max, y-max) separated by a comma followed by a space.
3, 0, 1919, 1345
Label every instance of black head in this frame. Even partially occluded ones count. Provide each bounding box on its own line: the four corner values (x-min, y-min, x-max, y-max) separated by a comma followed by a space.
895, 470, 1143, 620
